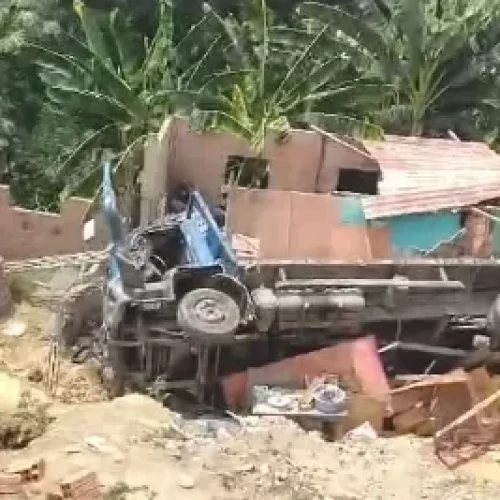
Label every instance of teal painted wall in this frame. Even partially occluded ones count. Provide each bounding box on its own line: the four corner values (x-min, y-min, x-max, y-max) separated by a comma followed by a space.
339, 196, 366, 226
380, 212, 461, 253
335, 195, 462, 254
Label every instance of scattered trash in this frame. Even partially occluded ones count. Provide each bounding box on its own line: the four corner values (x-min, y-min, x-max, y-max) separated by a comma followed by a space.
344, 422, 378, 440
252, 384, 347, 422
84, 435, 108, 453
83, 435, 124, 462
389, 366, 500, 468
6, 458, 46, 484
313, 384, 346, 414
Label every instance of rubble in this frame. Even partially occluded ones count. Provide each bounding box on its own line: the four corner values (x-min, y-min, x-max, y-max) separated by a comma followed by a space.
0, 374, 51, 450
0, 461, 103, 500
0, 458, 47, 498
389, 367, 500, 468
59, 470, 102, 499
221, 335, 390, 411
1, 319, 27, 338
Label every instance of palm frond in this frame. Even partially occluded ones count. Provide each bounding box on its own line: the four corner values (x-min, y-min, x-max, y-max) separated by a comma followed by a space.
271, 24, 328, 105
73, 0, 112, 66
299, 2, 391, 61
53, 123, 117, 178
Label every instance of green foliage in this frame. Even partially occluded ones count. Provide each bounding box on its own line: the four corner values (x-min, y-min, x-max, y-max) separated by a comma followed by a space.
188, 0, 385, 161
0, 0, 73, 209
30, 0, 227, 199
1, 0, 500, 210
300, 0, 500, 136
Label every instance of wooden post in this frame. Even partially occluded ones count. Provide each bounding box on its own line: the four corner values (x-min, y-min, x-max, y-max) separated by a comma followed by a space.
140, 136, 159, 226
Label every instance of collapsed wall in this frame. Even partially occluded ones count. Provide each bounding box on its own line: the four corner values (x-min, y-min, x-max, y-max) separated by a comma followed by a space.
0, 185, 107, 261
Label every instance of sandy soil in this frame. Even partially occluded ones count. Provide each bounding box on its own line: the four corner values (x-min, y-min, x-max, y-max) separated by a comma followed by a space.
0, 303, 107, 404
1, 304, 500, 500
1, 395, 500, 500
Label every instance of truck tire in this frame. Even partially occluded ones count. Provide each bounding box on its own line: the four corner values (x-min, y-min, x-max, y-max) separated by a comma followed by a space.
487, 295, 500, 350
177, 288, 240, 345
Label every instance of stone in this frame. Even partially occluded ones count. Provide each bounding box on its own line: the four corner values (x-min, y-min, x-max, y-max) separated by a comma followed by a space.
1, 319, 26, 338
178, 474, 195, 489
0, 372, 22, 413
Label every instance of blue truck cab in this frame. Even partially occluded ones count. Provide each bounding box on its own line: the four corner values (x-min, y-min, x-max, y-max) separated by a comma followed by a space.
101, 162, 249, 346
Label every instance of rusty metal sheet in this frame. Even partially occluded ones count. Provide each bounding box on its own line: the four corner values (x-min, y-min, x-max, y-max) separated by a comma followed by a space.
362, 135, 500, 219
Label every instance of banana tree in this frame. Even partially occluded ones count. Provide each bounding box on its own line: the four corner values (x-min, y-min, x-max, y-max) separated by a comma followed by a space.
182, 0, 388, 186
299, 0, 500, 137
29, 0, 226, 200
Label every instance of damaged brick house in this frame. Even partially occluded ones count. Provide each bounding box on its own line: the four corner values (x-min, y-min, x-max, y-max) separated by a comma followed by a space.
142, 118, 500, 259
360, 136, 500, 258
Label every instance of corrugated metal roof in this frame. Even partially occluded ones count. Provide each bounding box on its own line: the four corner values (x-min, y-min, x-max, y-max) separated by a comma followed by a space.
361, 135, 500, 219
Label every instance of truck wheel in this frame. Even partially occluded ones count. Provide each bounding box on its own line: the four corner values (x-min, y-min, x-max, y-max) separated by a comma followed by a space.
177, 288, 240, 344
487, 295, 500, 350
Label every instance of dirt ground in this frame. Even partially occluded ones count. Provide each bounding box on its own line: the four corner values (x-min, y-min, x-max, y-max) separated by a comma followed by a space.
1, 304, 500, 500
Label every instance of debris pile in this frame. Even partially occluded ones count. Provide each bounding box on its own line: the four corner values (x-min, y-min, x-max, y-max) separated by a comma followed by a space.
0, 458, 46, 497
0, 460, 103, 500
389, 367, 500, 467
0, 373, 51, 450
0, 303, 106, 406
55, 470, 102, 500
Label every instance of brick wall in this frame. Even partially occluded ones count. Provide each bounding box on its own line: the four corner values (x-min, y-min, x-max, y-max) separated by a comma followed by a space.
0, 185, 107, 261
164, 118, 379, 207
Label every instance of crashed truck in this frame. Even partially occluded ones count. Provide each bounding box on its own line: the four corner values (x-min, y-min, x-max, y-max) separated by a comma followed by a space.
83, 162, 500, 400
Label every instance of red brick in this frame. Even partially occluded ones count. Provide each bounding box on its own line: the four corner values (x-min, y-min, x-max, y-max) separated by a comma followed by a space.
0, 473, 22, 486
60, 471, 100, 499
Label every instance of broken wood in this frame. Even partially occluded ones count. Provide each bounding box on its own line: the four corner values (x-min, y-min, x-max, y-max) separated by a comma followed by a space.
435, 388, 500, 440
435, 388, 500, 468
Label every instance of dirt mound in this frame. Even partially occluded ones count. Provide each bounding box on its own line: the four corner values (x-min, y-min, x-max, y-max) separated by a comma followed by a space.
56, 363, 107, 404
0, 303, 107, 404
0, 384, 51, 450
